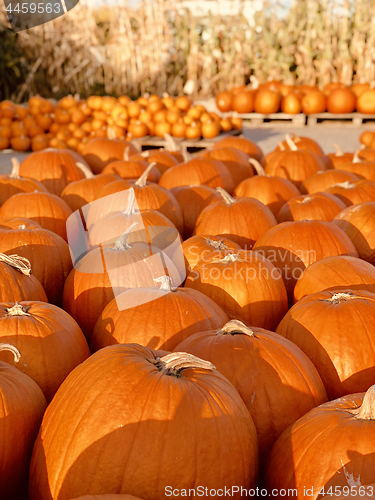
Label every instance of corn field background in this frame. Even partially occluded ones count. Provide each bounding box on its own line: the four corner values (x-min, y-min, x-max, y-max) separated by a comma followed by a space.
1, 0, 375, 101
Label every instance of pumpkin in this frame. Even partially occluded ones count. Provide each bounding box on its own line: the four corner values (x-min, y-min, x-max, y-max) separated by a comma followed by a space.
0, 343, 46, 500
326, 179, 375, 206
199, 147, 254, 187
19, 149, 87, 196
174, 319, 327, 468
62, 224, 180, 338
301, 90, 326, 114
132, 149, 179, 176
158, 157, 234, 194
0, 217, 41, 230
337, 151, 375, 181
294, 255, 375, 302
266, 385, 375, 499
185, 251, 288, 331
281, 93, 302, 114
82, 137, 138, 174
101, 157, 160, 183
0, 302, 89, 401
265, 136, 326, 188
0, 191, 73, 241
234, 160, 300, 217
181, 235, 241, 271
194, 188, 277, 249
332, 201, 375, 264
300, 168, 359, 194
277, 192, 346, 223
88, 165, 183, 233
232, 91, 254, 114
253, 220, 358, 301
327, 88, 356, 113
357, 89, 375, 114
211, 136, 266, 167
10, 135, 31, 151
91, 275, 228, 352
0, 253, 47, 302
358, 147, 375, 162
215, 91, 233, 112
277, 290, 375, 398
60, 171, 118, 212
29, 346, 258, 500
351, 82, 371, 97
0, 158, 47, 206
326, 143, 354, 168
254, 89, 281, 114
359, 130, 375, 147
169, 185, 222, 239
277, 134, 333, 168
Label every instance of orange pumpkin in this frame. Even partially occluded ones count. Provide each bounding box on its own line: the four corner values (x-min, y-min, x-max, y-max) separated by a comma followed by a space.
200, 147, 254, 187
326, 179, 375, 206
215, 91, 233, 112
212, 136, 265, 166
277, 192, 346, 222
0, 254, 47, 302
301, 168, 359, 194
357, 89, 375, 114
232, 91, 254, 114
82, 137, 138, 174
254, 89, 281, 114
327, 88, 356, 113
301, 90, 326, 114
0, 158, 47, 206
181, 235, 241, 271
281, 93, 302, 114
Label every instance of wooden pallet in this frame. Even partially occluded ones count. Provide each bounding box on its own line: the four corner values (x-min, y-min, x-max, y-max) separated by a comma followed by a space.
233, 112, 306, 127
307, 113, 375, 126
131, 129, 242, 153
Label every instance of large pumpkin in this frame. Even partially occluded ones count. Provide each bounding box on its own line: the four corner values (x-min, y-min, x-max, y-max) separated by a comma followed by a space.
0, 191, 73, 241
277, 290, 375, 399
29, 345, 258, 500
0, 253, 47, 302
300, 169, 359, 194
0, 344, 46, 500
91, 276, 228, 352
169, 185, 222, 239
62, 223, 180, 339
326, 179, 375, 206
158, 158, 234, 193
277, 192, 346, 222
82, 137, 138, 174
211, 136, 265, 167
194, 188, 277, 249
181, 235, 241, 271
19, 149, 87, 196
0, 302, 90, 401
266, 385, 375, 499
0, 158, 47, 206
185, 251, 288, 331
332, 201, 375, 264
294, 255, 375, 302
174, 319, 327, 469
253, 220, 358, 301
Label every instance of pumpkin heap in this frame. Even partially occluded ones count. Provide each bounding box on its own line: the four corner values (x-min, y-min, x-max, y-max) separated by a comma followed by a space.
1, 129, 375, 499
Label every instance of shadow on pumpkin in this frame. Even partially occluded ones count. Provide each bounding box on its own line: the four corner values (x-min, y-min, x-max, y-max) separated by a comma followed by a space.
333, 220, 375, 264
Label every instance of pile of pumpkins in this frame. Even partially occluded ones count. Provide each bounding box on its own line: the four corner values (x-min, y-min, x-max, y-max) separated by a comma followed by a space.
1, 130, 375, 499
0, 94, 242, 154
216, 80, 375, 115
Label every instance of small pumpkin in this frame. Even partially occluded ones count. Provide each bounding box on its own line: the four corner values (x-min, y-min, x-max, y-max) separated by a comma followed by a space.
215, 91, 233, 112
281, 93, 302, 114
254, 89, 281, 114
357, 89, 375, 114
277, 192, 346, 222
301, 90, 326, 114
327, 88, 356, 113
232, 91, 254, 114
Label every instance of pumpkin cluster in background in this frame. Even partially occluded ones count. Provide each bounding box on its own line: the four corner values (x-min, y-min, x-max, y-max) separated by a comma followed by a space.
1, 127, 375, 499
216, 80, 375, 115
0, 94, 242, 154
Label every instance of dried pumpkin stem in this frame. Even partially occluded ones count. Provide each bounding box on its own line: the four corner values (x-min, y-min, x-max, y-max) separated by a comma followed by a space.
218, 319, 254, 337
326, 292, 354, 304
123, 146, 130, 162
107, 127, 117, 140
10, 158, 21, 179
19, 225, 26, 230
249, 158, 266, 176
205, 237, 229, 250
76, 162, 94, 179
278, 142, 286, 152
164, 133, 179, 152
114, 222, 138, 250
353, 150, 361, 164
333, 143, 344, 156
182, 150, 192, 163
216, 187, 236, 205
135, 163, 155, 187
332, 181, 353, 189
349, 385, 375, 420
285, 134, 298, 151
140, 150, 150, 158
149, 352, 215, 377
215, 253, 243, 263
0, 253, 32, 276
0, 343, 21, 363
122, 188, 137, 216
154, 275, 173, 291
6, 303, 31, 316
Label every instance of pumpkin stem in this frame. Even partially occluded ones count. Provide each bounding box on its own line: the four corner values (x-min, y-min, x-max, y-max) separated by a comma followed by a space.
326, 292, 354, 304
140, 150, 150, 158
215, 253, 243, 263
333, 143, 344, 156
216, 187, 236, 205
10, 158, 21, 179
5, 303, 31, 316
218, 319, 255, 337
122, 188, 137, 216
249, 158, 266, 176
135, 163, 155, 187
0, 253, 31, 276
182, 150, 192, 163
76, 162, 94, 179
353, 150, 361, 164
0, 343, 21, 363
301, 196, 312, 204
107, 127, 117, 140
114, 222, 138, 250
350, 384, 375, 420
205, 237, 230, 250
148, 352, 215, 377
164, 133, 179, 152
19, 225, 26, 229
154, 275, 173, 291
278, 142, 286, 152
123, 146, 130, 162
285, 134, 298, 151
332, 181, 354, 189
